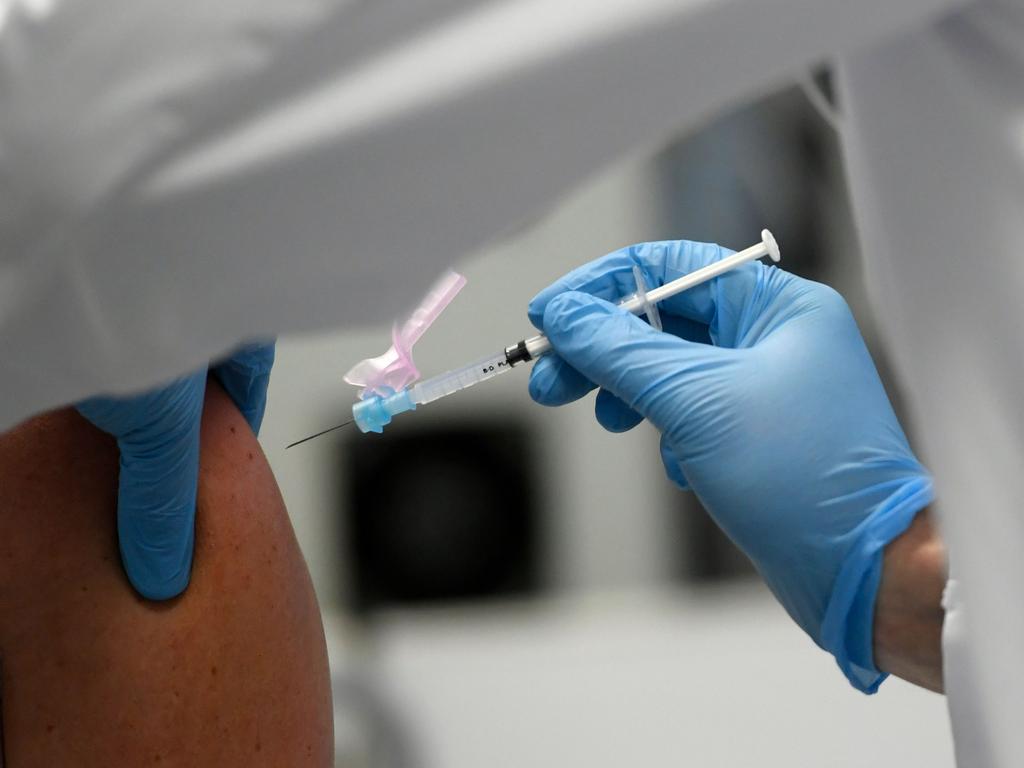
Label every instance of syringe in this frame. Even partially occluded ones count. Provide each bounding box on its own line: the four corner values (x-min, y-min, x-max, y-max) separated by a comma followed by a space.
349, 230, 779, 434
285, 231, 780, 446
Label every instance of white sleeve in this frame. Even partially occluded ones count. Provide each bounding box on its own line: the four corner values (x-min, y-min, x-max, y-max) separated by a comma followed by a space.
0, 0, 965, 429
941, 580, 991, 765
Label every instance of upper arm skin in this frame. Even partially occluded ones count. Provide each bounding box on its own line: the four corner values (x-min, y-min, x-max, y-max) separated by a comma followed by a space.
0, 381, 333, 766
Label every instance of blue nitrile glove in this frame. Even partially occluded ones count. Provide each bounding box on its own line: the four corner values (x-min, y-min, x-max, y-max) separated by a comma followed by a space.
528, 240, 932, 692
76, 341, 275, 600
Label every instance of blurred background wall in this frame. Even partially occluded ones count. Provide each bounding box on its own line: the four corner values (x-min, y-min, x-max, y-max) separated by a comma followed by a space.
257, 82, 953, 767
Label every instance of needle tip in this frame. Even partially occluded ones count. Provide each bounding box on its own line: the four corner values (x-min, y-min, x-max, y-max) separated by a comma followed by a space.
285, 419, 355, 449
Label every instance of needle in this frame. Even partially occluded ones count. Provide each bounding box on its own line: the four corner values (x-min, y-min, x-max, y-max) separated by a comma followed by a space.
285, 419, 355, 449
296, 231, 782, 438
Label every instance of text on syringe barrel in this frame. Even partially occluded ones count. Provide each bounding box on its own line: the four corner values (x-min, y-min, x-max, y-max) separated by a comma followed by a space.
410, 351, 514, 405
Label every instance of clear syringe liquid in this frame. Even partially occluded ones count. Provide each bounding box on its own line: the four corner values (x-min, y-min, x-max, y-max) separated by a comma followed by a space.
412, 351, 515, 404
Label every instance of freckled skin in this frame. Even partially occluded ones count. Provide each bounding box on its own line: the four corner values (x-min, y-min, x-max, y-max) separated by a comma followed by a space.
0, 381, 333, 766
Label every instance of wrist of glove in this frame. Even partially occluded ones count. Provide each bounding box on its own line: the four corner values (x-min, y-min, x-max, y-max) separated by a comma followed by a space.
527, 240, 932, 692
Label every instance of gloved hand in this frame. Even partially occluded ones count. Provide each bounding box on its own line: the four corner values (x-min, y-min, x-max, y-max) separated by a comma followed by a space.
76, 342, 275, 600
528, 240, 931, 692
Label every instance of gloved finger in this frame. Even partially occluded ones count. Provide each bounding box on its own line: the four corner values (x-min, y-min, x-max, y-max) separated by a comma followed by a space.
528, 352, 596, 406
528, 246, 654, 331
213, 340, 276, 435
659, 434, 690, 490
594, 388, 644, 433
541, 291, 731, 432
113, 372, 205, 600
529, 297, 714, 410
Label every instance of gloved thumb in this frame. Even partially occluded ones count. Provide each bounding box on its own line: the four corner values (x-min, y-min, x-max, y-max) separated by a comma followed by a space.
115, 407, 202, 600
540, 291, 727, 433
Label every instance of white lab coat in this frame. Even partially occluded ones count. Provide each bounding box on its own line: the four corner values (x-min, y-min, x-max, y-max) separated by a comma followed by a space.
0, 0, 959, 426
838, 2, 1024, 762
0, 0, 1011, 763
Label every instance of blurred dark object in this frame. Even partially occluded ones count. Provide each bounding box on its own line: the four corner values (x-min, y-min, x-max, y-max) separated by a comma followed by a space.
653, 86, 836, 285
343, 422, 540, 613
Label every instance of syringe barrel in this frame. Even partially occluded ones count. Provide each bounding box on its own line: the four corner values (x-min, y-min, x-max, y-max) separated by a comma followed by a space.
411, 350, 514, 405
349, 232, 779, 435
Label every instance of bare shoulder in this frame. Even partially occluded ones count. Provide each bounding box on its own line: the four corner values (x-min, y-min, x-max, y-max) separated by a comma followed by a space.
0, 381, 333, 767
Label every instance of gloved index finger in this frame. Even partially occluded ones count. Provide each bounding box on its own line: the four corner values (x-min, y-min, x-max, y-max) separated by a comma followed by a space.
528, 245, 649, 330
528, 239, 757, 333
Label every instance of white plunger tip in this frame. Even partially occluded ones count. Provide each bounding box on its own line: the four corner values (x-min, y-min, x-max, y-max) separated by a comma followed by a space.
761, 229, 781, 262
